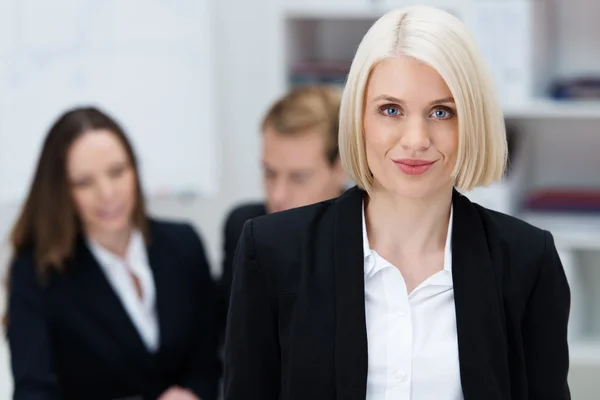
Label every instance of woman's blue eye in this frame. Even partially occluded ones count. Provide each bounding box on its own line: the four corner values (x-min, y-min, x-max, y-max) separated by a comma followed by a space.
381, 105, 400, 116
431, 108, 454, 119
435, 109, 448, 118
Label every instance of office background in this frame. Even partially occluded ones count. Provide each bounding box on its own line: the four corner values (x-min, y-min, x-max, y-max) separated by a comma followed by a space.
1, 0, 599, 398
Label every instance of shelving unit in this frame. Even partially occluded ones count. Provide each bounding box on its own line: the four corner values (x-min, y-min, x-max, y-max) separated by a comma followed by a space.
521, 213, 600, 251
284, 6, 383, 19
571, 340, 600, 366
279, 0, 600, 391
503, 99, 600, 120
283, 0, 469, 19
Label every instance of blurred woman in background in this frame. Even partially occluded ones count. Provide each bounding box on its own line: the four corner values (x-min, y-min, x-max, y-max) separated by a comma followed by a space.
6, 107, 221, 400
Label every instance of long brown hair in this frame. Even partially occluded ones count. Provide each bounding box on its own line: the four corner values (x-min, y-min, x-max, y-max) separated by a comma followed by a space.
9, 106, 149, 274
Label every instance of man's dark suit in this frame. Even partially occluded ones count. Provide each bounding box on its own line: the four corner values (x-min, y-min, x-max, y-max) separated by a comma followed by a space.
224, 186, 571, 400
217, 203, 266, 329
8, 220, 221, 400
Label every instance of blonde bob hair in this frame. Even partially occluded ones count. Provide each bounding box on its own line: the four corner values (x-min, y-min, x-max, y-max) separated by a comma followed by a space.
339, 5, 507, 194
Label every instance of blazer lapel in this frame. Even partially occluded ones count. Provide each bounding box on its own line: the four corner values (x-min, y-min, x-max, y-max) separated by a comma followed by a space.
282, 206, 336, 399
72, 239, 156, 375
451, 191, 511, 399
146, 236, 179, 359
333, 187, 368, 400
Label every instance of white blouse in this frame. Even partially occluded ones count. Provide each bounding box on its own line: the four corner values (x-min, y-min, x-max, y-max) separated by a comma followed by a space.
363, 205, 463, 400
88, 230, 160, 352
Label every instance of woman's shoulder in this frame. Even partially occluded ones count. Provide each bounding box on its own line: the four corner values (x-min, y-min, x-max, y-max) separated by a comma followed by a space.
147, 218, 210, 266
236, 198, 339, 296
8, 248, 41, 290
467, 199, 555, 278
11, 247, 36, 265
459, 196, 565, 301
225, 202, 266, 228
471, 202, 548, 249
148, 218, 204, 245
251, 198, 338, 246
246, 187, 361, 263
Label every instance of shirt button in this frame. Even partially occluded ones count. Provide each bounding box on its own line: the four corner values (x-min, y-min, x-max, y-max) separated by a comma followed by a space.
395, 371, 407, 382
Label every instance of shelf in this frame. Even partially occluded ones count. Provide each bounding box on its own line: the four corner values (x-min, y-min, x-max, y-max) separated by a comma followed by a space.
288, 74, 600, 121
284, 6, 383, 20
519, 212, 600, 250
571, 340, 600, 366
283, 0, 468, 20
503, 99, 600, 120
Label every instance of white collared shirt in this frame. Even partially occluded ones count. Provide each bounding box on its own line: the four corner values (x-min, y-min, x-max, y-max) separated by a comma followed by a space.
88, 230, 160, 352
363, 204, 463, 400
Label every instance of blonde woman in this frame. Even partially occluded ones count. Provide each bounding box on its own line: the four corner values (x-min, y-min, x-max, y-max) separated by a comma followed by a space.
223, 5, 570, 400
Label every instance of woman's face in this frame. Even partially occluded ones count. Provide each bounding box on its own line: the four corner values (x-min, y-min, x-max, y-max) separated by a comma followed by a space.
67, 129, 137, 240
363, 56, 459, 200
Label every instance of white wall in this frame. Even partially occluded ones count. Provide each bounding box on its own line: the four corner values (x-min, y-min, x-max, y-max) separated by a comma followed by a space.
147, 0, 284, 272
0, 0, 284, 396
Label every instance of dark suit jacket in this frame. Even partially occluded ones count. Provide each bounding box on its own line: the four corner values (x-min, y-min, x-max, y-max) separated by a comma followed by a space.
8, 219, 221, 400
224, 186, 571, 400
217, 203, 266, 329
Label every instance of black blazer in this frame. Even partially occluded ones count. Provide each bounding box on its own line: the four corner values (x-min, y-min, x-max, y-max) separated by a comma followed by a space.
224, 187, 571, 400
8, 219, 221, 400
217, 202, 266, 329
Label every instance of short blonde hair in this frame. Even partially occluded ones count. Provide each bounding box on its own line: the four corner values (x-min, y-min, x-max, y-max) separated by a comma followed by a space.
262, 85, 343, 164
339, 5, 507, 193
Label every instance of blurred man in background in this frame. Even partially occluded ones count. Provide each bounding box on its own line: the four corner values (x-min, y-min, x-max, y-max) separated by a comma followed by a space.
218, 85, 346, 326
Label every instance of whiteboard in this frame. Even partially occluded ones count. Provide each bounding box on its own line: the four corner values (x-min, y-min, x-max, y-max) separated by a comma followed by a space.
0, 0, 218, 204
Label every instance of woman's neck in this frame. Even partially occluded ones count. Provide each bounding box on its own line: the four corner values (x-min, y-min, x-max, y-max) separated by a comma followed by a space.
365, 186, 453, 260
87, 226, 133, 259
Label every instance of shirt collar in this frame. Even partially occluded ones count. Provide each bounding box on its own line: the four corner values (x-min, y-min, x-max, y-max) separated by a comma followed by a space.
88, 229, 145, 268
362, 201, 453, 276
